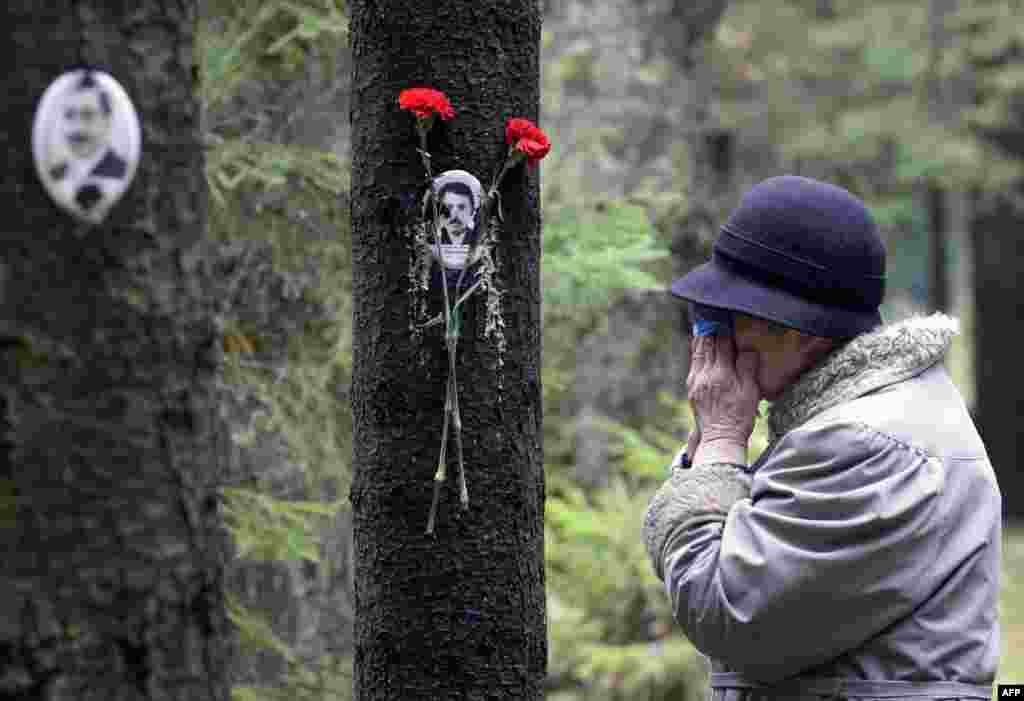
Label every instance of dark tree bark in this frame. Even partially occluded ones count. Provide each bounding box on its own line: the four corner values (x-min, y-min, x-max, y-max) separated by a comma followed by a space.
964, 0, 1024, 517
970, 186, 1024, 517
926, 183, 950, 313
1, 3, 230, 700
349, 1, 545, 699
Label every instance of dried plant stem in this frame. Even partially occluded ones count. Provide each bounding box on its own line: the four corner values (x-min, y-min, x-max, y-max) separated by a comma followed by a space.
426, 377, 452, 535
451, 153, 515, 300
426, 478, 441, 535
419, 123, 465, 534
448, 334, 468, 508
422, 139, 525, 533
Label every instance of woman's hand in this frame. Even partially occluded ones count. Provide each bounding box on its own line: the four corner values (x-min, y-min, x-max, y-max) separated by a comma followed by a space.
686, 335, 760, 464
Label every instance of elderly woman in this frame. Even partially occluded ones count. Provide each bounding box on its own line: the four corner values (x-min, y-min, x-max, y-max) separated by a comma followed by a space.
642, 176, 1001, 700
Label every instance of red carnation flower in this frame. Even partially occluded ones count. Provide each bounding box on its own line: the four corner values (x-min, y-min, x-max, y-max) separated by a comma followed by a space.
505, 118, 550, 167
515, 136, 551, 164
503, 118, 536, 145
399, 88, 455, 122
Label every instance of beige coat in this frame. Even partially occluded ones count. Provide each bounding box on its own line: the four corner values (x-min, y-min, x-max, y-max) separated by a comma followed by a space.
643, 314, 1001, 699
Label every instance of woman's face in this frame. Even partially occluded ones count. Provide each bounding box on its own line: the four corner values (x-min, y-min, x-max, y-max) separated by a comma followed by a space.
732, 313, 832, 401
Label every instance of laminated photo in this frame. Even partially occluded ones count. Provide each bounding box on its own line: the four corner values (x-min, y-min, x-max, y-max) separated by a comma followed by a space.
32, 69, 142, 224
431, 169, 483, 270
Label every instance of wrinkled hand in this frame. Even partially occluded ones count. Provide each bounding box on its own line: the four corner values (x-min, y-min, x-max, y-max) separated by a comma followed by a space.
687, 336, 760, 451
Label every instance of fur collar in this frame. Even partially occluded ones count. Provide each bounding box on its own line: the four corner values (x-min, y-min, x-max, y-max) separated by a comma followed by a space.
767, 313, 960, 441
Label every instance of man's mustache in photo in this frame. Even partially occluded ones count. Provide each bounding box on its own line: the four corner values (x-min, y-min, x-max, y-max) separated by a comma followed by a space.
68, 132, 93, 146
439, 206, 472, 241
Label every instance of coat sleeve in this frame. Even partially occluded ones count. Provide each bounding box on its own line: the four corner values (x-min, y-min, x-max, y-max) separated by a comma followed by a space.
660, 421, 945, 683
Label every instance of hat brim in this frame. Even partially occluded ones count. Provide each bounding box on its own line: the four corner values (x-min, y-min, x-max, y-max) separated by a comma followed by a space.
670, 260, 881, 339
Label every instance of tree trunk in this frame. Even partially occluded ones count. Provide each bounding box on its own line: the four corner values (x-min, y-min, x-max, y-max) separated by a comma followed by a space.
970, 186, 1024, 517
349, 2, 546, 700
1, 3, 230, 700
926, 182, 950, 313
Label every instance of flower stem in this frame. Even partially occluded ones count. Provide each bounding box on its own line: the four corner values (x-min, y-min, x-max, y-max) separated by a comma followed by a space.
417, 127, 457, 507
426, 480, 442, 535
447, 328, 468, 509
426, 376, 452, 535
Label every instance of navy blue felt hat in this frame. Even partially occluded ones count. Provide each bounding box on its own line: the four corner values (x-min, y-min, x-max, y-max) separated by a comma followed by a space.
670, 175, 886, 339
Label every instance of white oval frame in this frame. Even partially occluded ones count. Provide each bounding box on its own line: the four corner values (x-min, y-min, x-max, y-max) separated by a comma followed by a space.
32, 69, 142, 224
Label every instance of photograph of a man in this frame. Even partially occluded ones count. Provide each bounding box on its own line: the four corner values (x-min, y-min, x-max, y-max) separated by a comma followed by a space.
431, 170, 483, 271
32, 69, 141, 223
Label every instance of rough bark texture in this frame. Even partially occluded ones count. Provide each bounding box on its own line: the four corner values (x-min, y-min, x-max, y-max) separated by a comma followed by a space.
349, 1, 546, 699
1, 2, 230, 699
971, 186, 1024, 517
926, 183, 950, 314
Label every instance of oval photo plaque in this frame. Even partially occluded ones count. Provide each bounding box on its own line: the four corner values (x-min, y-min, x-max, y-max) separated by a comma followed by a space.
32, 69, 141, 224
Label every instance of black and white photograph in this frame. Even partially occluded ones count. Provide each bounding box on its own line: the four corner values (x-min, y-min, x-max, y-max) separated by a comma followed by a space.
431, 168, 483, 271
32, 68, 141, 224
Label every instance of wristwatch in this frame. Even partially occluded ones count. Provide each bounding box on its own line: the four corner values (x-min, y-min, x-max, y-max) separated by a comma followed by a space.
669, 446, 693, 474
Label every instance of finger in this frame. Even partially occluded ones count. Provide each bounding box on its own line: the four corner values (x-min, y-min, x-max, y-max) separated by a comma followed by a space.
714, 334, 735, 371
736, 350, 760, 394
693, 335, 715, 368
688, 336, 709, 381
691, 335, 710, 362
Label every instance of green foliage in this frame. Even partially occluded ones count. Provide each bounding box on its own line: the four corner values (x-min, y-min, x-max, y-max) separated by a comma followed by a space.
209, 129, 353, 701
218, 262, 354, 499
207, 139, 349, 210
199, 0, 348, 114
543, 201, 670, 308
599, 394, 770, 481
946, 289, 975, 409
557, 44, 599, 87
539, 194, 676, 518
545, 388, 771, 699
229, 592, 299, 664
230, 588, 353, 701
546, 478, 706, 700
718, 0, 1024, 191
868, 192, 921, 231
202, 3, 354, 496
998, 524, 1024, 688
198, 5, 355, 699
232, 657, 354, 701
222, 487, 342, 562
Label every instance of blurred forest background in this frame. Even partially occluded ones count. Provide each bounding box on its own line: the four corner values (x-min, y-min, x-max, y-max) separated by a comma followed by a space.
197, 0, 1024, 699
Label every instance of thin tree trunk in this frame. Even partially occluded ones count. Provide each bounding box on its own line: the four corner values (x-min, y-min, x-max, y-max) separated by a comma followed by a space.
961, 0, 1024, 517
926, 182, 950, 313
970, 186, 1024, 517
349, 2, 546, 700
1, 2, 229, 699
